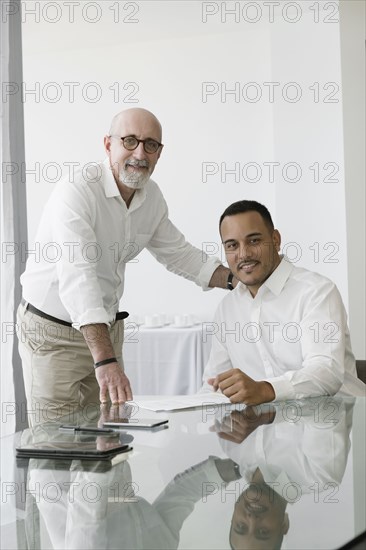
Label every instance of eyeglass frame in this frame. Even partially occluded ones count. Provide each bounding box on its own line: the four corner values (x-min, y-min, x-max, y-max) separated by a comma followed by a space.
109, 134, 164, 154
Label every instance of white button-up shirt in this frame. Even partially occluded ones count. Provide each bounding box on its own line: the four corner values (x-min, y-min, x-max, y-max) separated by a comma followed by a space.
202, 257, 365, 399
21, 159, 220, 328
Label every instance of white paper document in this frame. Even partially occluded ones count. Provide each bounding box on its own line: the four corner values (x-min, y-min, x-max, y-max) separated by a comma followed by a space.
130, 393, 231, 412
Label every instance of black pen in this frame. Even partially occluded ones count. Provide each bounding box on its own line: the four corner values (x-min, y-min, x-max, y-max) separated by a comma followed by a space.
59, 425, 115, 434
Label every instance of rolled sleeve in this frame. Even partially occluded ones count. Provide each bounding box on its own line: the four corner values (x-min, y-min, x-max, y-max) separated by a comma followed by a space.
72, 307, 112, 330
198, 256, 222, 290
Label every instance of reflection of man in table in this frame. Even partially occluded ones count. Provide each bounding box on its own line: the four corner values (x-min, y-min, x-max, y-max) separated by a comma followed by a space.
18, 107, 231, 424
202, 200, 365, 405
213, 397, 354, 550
24, 447, 229, 550
230, 469, 289, 550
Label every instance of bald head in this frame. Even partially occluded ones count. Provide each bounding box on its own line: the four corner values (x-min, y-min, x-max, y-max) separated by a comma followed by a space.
104, 108, 163, 197
109, 108, 162, 142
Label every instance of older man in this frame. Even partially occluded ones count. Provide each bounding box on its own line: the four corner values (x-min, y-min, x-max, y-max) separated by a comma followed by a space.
18, 108, 230, 424
202, 199, 365, 404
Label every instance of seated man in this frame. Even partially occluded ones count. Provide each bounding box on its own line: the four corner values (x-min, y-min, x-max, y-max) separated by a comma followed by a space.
202, 200, 365, 404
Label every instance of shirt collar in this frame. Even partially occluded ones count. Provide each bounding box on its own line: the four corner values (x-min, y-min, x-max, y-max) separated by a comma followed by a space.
102, 158, 148, 206
237, 256, 294, 298
262, 256, 294, 296
102, 158, 120, 198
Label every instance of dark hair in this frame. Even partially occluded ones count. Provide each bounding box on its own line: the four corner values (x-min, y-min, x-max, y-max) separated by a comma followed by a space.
219, 200, 274, 231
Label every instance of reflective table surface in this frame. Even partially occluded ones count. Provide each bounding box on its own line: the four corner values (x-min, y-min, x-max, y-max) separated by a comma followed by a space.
1, 396, 365, 550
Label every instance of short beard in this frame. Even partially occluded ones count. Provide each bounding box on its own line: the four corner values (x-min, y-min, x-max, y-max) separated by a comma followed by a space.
119, 159, 151, 190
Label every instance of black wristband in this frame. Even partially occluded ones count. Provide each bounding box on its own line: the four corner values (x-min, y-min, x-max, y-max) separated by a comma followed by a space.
94, 357, 117, 369
227, 271, 234, 291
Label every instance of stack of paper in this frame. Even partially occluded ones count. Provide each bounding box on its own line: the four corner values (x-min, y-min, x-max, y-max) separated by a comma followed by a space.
130, 393, 231, 412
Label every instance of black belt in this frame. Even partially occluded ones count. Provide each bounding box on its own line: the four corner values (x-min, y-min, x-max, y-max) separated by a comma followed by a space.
21, 298, 129, 327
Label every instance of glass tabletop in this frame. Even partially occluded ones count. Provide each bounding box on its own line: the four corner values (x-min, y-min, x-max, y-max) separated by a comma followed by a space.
1, 396, 365, 550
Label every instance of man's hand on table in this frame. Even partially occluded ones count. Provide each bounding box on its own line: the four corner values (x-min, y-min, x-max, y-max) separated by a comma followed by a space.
80, 322, 133, 405
208, 368, 275, 406
95, 362, 133, 404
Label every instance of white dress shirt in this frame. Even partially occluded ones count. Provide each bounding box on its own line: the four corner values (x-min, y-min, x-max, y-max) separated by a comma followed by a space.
21, 159, 221, 329
202, 257, 365, 399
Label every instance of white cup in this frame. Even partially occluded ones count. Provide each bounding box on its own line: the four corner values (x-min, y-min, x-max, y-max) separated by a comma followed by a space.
144, 314, 161, 327
174, 313, 193, 327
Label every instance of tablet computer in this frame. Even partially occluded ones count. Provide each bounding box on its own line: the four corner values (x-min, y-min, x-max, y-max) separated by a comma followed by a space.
16, 440, 132, 460
103, 418, 169, 429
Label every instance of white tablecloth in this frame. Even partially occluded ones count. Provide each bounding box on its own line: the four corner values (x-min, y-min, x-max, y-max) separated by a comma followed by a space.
123, 324, 211, 395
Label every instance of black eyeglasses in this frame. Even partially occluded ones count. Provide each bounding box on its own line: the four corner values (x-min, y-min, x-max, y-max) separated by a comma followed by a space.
110, 135, 163, 154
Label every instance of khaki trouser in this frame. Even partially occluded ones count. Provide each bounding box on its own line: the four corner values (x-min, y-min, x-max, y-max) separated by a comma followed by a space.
17, 301, 124, 426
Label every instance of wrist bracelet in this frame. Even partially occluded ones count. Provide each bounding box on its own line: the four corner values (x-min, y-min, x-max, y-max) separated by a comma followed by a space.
227, 271, 234, 291
94, 357, 117, 369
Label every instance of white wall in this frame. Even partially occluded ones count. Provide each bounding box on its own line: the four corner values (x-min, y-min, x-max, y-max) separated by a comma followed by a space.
20, 1, 364, 350
270, 7, 349, 299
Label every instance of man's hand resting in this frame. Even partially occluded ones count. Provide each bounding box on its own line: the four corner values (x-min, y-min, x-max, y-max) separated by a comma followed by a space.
80, 323, 133, 404
208, 368, 275, 405
95, 362, 133, 404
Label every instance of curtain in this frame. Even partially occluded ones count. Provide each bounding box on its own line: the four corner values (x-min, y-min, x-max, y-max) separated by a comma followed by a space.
1, 0, 28, 435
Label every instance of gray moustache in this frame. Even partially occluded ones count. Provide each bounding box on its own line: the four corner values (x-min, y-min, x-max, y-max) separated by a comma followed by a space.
125, 160, 149, 168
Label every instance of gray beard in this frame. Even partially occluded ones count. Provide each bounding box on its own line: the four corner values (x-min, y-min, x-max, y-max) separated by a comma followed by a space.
118, 167, 150, 189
